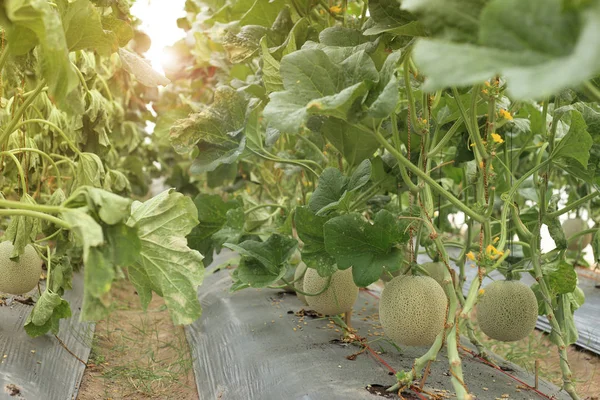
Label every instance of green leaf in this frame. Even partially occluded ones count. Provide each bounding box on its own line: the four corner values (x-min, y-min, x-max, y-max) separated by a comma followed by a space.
127, 189, 205, 325
413, 0, 600, 99
187, 194, 241, 242
24, 291, 71, 337
364, 0, 425, 36
366, 51, 401, 119
60, 0, 118, 55
402, 0, 486, 42
294, 206, 336, 276
323, 211, 404, 287
170, 86, 249, 173
260, 36, 283, 93
4, 0, 78, 102
223, 25, 268, 63
5, 194, 40, 258
60, 208, 103, 260
551, 110, 593, 169
320, 118, 380, 165
75, 152, 105, 188
347, 160, 372, 192
65, 186, 132, 225
542, 260, 577, 295
118, 48, 170, 87
308, 167, 349, 214
264, 48, 378, 133
225, 234, 297, 287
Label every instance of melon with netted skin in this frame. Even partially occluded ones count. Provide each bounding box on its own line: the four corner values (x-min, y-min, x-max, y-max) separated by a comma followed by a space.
422, 262, 447, 286
476, 280, 538, 342
304, 267, 358, 315
379, 275, 447, 346
0, 241, 42, 295
562, 218, 592, 251
294, 261, 309, 305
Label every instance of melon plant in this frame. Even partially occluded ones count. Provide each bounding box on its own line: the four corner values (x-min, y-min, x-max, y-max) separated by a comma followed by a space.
562, 218, 592, 251
0, 242, 42, 295
476, 280, 538, 342
379, 275, 447, 346
303, 268, 358, 316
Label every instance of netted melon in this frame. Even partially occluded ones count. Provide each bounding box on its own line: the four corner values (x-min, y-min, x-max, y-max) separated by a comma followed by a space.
379, 275, 447, 346
476, 280, 538, 342
304, 267, 358, 315
562, 218, 592, 251
0, 241, 42, 295
294, 261, 309, 305
422, 262, 447, 286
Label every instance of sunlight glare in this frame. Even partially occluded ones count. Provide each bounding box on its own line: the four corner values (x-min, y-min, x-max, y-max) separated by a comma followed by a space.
130, 0, 187, 76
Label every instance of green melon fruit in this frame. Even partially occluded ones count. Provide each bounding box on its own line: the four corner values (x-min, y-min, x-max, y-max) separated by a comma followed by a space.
0, 241, 42, 295
304, 267, 358, 315
379, 275, 447, 346
476, 280, 538, 342
422, 262, 447, 286
294, 261, 309, 305
562, 218, 592, 251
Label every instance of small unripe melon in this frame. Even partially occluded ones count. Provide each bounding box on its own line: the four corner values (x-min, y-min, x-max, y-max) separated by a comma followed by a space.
379, 275, 447, 346
562, 218, 592, 251
294, 261, 309, 305
304, 267, 358, 315
476, 280, 538, 342
0, 241, 42, 295
422, 262, 447, 286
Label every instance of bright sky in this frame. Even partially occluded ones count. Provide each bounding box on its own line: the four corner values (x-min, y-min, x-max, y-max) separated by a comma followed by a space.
130, 0, 187, 76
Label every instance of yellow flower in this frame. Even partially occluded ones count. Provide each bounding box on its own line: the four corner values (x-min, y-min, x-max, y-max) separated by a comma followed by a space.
479, 161, 484, 169
499, 109, 513, 120
485, 244, 504, 260
478, 288, 485, 295
491, 133, 504, 144
493, 236, 499, 244
481, 89, 489, 94
466, 251, 475, 261
329, 5, 342, 13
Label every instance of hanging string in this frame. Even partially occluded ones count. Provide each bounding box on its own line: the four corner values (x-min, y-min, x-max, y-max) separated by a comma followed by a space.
509, 127, 514, 257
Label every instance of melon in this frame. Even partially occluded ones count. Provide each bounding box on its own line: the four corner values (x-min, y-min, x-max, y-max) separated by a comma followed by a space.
379, 275, 447, 346
476, 280, 538, 342
0, 241, 42, 295
304, 267, 358, 315
562, 218, 592, 251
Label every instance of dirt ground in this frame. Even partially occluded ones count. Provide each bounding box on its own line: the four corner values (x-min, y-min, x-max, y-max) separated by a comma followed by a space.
77, 280, 198, 400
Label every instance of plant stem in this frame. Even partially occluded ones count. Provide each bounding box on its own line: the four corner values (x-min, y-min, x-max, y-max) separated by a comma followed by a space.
497, 159, 550, 251
367, 125, 485, 223
530, 234, 580, 400
429, 119, 463, 157
547, 191, 599, 219
0, 80, 46, 148
16, 119, 82, 156
0, 209, 70, 229
403, 58, 419, 133
10, 148, 63, 190
452, 87, 488, 160
0, 42, 10, 72
0, 198, 65, 213
281, 275, 331, 296
1, 151, 27, 191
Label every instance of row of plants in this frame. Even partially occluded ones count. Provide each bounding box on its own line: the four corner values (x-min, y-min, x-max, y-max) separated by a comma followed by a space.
159, 1, 600, 399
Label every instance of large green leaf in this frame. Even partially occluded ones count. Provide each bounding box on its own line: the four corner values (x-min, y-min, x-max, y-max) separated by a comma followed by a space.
364, 0, 425, 36
551, 110, 593, 169
321, 118, 379, 165
127, 189, 205, 325
170, 86, 249, 173
59, 0, 119, 55
4, 0, 78, 102
224, 234, 297, 287
264, 48, 379, 133
294, 206, 336, 276
412, 0, 600, 99
323, 210, 405, 287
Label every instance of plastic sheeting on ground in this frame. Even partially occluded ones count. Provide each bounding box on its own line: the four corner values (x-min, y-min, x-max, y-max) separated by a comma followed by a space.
185, 251, 568, 400
0, 273, 94, 400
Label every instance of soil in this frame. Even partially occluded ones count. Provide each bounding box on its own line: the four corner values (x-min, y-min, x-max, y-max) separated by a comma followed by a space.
77, 280, 198, 400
